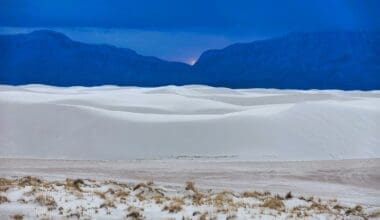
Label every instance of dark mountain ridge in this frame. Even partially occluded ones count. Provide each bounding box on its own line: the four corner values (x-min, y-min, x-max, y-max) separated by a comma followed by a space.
193, 31, 380, 89
0, 30, 379, 89
0, 30, 191, 86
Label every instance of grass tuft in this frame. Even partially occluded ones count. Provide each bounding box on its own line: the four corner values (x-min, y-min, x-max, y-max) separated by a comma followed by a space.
242, 190, 271, 199
127, 206, 144, 219
262, 197, 285, 211
18, 176, 42, 187
185, 181, 197, 192
345, 205, 363, 215
100, 200, 116, 209
163, 201, 183, 213
0, 195, 9, 204
10, 214, 24, 220
285, 191, 293, 199
35, 194, 57, 210
133, 182, 148, 191
65, 178, 84, 192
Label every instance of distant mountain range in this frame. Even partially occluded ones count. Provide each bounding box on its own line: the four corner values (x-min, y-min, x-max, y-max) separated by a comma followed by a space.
1, 30, 379, 89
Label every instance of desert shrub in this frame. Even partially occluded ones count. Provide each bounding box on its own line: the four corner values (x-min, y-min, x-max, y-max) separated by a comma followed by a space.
0, 178, 13, 190
212, 191, 234, 207
115, 189, 130, 198
185, 181, 197, 192
127, 206, 144, 219
368, 210, 380, 219
146, 180, 154, 186
0, 186, 9, 192
226, 214, 237, 220
0, 195, 9, 204
262, 197, 285, 211
345, 205, 363, 215
274, 194, 284, 200
35, 194, 57, 209
333, 204, 344, 210
198, 212, 208, 220
299, 195, 314, 202
65, 178, 84, 192
95, 191, 107, 199
310, 202, 329, 212
18, 176, 42, 187
126, 211, 143, 219
99, 200, 116, 209
163, 201, 183, 213
192, 192, 205, 205
285, 191, 293, 199
10, 214, 24, 220
242, 190, 270, 199
133, 182, 148, 191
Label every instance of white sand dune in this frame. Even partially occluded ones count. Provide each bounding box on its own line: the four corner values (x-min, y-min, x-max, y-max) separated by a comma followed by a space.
0, 85, 379, 160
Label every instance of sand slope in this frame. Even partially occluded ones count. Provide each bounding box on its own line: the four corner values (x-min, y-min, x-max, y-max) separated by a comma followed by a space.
0, 85, 379, 160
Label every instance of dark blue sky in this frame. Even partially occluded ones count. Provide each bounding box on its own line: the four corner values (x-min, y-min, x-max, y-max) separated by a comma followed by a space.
1, 0, 379, 63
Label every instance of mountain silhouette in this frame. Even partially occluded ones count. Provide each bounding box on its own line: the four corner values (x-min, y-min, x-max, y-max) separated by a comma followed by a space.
1, 30, 379, 89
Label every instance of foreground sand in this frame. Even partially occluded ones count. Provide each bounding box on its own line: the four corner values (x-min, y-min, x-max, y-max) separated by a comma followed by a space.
0, 158, 379, 219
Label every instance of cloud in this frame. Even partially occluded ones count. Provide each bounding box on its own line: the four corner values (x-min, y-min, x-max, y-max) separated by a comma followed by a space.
1, 0, 379, 33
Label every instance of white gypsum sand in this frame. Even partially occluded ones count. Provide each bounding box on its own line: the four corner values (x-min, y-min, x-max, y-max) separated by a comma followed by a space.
0, 85, 379, 160
0, 85, 379, 219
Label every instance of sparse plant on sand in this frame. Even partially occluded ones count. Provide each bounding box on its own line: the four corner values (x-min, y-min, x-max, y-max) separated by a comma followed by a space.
35, 194, 57, 210
0, 195, 9, 204
185, 181, 197, 192
345, 205, 363, 215
65, 178, 84, 192
0, 178, 12, 192
100, 200, 116, 209
133, 182, 148, 191
127, 206, 144, 219
10, 214, 24, 220
95, 191, 107, 199
241, 190, 271, 199
163, 199, 184, 213
17, 176, 42, 187
261, 197, 285, 211
285, 191, 293, 199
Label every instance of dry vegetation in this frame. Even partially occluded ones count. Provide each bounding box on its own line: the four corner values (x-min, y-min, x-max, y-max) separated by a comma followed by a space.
0, 176, 376, 219
163, 201, 183, 213
0, 195, 9, 204
65, 178, 84, 192
35, 194, 57, 210
262, 197, 285, 212
126, 206, 144, 219
10, 214, 24, 220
